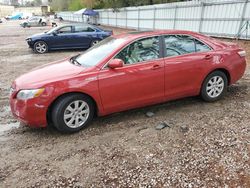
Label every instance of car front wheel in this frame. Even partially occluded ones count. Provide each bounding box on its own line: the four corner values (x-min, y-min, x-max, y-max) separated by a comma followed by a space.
51, 94, 95, 133
201, 71, 228, 102
41, 22, 46, 26
34, 41, 48, 54
90, 40, 100, 47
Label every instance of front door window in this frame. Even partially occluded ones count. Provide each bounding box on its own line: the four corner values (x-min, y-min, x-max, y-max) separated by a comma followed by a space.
115, 36, 160, 64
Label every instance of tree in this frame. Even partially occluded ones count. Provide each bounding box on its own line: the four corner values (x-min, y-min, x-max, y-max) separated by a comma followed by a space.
68, 0, 84, 11
50, 0, 188, 11
49, 0, 71, 11
33, 0, 43, 6
10, 0, 19, 6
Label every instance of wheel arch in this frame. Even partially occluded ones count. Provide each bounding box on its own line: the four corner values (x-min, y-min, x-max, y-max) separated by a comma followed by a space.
204, 68, 231, 86
33, 39, 49, 51
46, 92, 98, 126
33, 39, 48, 45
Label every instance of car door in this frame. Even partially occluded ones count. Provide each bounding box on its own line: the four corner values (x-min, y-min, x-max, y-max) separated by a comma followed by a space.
163, 35, 213, 100
50, 26, 74, 49
98, 36, 165, 114
28, 17, 38, 26
71, 25, 94, 48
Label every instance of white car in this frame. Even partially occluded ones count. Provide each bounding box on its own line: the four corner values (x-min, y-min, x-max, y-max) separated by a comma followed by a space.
20, 16, 48, 28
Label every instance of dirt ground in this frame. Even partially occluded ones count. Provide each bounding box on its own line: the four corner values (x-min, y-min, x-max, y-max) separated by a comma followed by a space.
0, 20, 249, 188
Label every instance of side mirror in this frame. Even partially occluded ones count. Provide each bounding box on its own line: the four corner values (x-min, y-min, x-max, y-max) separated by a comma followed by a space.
108, 59, 124, 69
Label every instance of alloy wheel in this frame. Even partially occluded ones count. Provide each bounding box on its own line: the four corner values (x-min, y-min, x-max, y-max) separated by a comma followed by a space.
91, 40, 99, 46
63, 100, 90, 128
35, 42, 47, 53
206, 75, 225, 98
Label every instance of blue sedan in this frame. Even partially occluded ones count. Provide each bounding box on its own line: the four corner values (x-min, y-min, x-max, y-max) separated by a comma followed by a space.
26, 24, 113, 54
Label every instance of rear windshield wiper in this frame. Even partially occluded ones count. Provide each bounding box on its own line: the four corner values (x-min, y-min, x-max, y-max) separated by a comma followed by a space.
70, 54, 81, 66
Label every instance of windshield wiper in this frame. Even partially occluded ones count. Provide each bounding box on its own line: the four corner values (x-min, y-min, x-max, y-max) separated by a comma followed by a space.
70, 54, 81, 66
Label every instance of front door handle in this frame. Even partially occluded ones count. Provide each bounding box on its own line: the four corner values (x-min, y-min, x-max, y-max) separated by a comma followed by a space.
151, 64, 161, 70
204, 54, 212, 60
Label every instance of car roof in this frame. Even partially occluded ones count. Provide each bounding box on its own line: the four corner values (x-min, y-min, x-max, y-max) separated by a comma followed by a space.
59, 23, 94, 27
112, 29, 225, 50
56, 23, 103, 31
114, 30, 205, 40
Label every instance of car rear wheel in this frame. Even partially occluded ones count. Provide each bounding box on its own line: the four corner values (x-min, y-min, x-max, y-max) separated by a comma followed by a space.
34, 41, 48, 54
41, 22, 46, 26
91, 40, 100, 47
51, 94, 95, 133
201, 71, 228, 102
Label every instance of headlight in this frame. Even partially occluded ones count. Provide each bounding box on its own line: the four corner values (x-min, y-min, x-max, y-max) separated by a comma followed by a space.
26, 38, 32, 42
16, 88, 45, 100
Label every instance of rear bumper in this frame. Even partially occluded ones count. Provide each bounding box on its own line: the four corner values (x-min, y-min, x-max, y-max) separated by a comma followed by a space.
230, 57, 247, 85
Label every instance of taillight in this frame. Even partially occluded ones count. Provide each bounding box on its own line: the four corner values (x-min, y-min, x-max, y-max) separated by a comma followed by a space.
237, 50, 246, 57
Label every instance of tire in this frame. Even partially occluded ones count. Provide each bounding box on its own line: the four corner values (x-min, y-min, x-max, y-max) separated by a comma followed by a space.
200, 71, 228, 102
90, 40, 100, 47
34, 41, 48, 54
41, 22, 46, 26
51, 94, 95, 133
22, 23, 26, 28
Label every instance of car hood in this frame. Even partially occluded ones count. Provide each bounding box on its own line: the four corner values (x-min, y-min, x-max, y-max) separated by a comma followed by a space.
30, 32, 48, 38
13, 58, 89, 90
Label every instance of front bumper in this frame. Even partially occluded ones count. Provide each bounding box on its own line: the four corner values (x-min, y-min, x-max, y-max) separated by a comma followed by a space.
26, 39, 34, 48
10, 95, 48, 128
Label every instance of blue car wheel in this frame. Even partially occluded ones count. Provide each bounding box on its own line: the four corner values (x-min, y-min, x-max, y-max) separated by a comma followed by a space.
34, 41, 48, 54
91, 40, 100, 47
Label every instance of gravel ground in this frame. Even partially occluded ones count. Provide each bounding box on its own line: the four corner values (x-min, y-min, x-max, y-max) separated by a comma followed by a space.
0, 20, 249, 188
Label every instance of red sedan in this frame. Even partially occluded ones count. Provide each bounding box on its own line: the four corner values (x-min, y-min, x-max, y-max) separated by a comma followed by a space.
10, 30, 246, 132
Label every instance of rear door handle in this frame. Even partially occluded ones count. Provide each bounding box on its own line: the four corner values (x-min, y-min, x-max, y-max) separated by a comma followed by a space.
204, 54, 212, 60
151, 64, 161, 70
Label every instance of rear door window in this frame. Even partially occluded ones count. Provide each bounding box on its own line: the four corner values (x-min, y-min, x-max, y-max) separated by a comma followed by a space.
29, 17, 38, 22
74, 25, 95, 33
164, 35, 211, 57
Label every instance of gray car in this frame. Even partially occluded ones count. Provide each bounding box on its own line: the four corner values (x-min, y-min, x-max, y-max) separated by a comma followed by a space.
20, 16, 48, 28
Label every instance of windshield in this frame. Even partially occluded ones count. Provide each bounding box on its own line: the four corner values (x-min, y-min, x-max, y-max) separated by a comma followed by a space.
75, 37, 127, 67
47, 27, 59, 34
